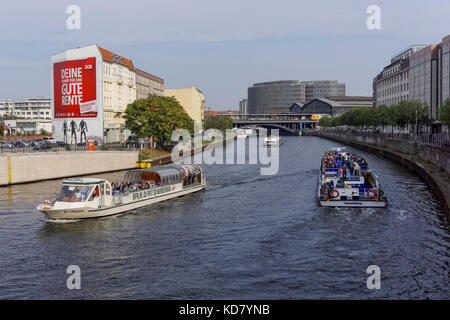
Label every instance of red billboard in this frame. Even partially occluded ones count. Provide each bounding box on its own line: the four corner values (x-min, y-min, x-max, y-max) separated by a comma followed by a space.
53, 57, 97, 118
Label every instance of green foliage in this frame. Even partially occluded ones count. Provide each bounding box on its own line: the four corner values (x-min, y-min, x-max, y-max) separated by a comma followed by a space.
318, 101, 430, 128
124, 94, 194, 149
438, 98, 450, 128
39, 128, 50, 136
65, 144, 72, 151
100, 144, 108, 151
204, 115, 233, 133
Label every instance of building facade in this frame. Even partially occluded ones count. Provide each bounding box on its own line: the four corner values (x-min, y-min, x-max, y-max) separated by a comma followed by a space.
239, 99, 248, 114
373, 34, 450, 120
0, 97, 51, 120
164, 87, 205, 126
98, 46, 136, 143
304, 80, 346, 102
373, 45, 427, 108
247, 81, 306, 114
247, 80, 345, 114
51, 44, 162, 143
135, 68, 164, 99
440, 35, 450, 105
409, 45, 439, 119
300, 96, 373, 117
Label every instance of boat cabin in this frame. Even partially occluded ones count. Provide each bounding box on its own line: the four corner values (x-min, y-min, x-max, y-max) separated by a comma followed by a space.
55, 178, 113, 208
122, 164, 203, 190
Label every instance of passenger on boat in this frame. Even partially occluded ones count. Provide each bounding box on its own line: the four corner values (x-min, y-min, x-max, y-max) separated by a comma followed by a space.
342, 163, 347, 179
354, 163, 360, 176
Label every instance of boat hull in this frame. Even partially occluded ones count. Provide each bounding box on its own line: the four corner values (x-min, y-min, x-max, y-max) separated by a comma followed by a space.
319, 200, 386, 208
38, 183, 206, 220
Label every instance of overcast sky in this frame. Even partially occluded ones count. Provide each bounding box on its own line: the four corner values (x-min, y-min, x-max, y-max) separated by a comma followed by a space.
1, 0, 450, 110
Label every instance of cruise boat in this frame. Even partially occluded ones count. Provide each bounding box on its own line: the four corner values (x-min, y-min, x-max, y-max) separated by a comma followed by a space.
263, 136, 282, 147
37, 165, 206, 220
317, 148, 387, 208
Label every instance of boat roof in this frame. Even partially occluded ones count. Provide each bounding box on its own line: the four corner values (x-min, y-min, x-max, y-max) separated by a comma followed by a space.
63, 177, 105, 185
327, 147, 346, 152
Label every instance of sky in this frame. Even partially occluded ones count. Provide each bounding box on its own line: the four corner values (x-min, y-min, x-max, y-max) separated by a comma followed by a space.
1, 0, 450, 110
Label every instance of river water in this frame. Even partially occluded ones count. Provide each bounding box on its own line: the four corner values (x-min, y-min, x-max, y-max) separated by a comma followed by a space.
0, 136, 448, 299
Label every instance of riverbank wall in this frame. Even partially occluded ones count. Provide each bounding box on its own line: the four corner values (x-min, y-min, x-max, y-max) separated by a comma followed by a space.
0, 137, 235, 186
0, 151, 139, 186
144, 137, 236, 166
306, 131, 450, 221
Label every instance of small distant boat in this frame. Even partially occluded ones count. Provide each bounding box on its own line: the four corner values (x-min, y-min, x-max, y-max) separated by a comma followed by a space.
263, 136, 282, 147
37, 165, 206, 220
318, 147, 387, 208
232, 128, 255, 139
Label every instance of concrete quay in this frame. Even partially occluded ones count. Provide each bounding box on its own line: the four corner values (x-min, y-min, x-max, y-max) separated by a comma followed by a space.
0, 151, 138, 186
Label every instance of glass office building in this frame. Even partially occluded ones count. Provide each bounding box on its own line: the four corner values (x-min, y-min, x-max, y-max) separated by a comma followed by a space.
247, 80, 345, 114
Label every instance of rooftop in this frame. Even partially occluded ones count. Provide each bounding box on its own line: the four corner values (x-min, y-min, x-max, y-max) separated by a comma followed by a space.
98, 46, 135, 71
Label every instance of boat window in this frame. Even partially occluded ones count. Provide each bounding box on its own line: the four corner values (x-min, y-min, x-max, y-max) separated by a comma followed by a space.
88, 186, 100, 201
57, 185, 93, 202
106, 184, 111, 196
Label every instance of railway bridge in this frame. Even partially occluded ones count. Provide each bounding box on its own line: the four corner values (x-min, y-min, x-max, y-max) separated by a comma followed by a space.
231, 114, 321, 135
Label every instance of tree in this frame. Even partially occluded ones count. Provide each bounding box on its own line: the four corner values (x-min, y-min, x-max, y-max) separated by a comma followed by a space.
124, 94, 194, 149
439, 98, 450, 128
204, 115, 233, 133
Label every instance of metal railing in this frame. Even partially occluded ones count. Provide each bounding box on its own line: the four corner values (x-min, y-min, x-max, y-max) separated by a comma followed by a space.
0, 142, 142, 154
315, 128, 450, 152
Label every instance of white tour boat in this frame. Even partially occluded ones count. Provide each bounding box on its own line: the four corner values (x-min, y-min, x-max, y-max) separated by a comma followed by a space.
318, 147, 387, 208
263, 136, 282, 147
37, 164, 206, 220
232, 127, 255, 139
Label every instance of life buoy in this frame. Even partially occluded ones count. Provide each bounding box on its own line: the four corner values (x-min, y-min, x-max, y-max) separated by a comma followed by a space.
330, 189, 339, 199
367, 189, 377, 199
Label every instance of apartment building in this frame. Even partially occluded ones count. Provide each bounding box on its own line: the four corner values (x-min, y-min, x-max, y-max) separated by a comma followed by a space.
0, 97, 51, 120
51, 44, 163, 143
373, 34, 450, 120
164, 87, 205, 126
136, 69, 164, 99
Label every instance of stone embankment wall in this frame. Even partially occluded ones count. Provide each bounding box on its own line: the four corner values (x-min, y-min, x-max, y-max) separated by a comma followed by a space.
0, 151, 139, 186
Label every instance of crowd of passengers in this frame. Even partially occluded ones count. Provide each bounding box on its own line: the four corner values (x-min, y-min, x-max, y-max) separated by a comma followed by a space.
110, 181, 155, 194
322, 151, 368, 178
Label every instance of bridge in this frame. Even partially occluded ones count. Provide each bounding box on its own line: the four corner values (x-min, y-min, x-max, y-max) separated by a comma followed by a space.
231, 113, 321, 135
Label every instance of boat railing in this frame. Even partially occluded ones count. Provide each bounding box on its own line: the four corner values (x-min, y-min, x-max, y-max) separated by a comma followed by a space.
112, 183, 161, 196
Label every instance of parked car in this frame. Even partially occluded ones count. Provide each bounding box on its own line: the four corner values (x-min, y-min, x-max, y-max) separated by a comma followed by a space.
33, 141, 52, 151
1, 141, 15, 148
14, 141, 26, 148
55, 141, 67, 147
0, 141, 12, 149
126, 135, 139, 147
